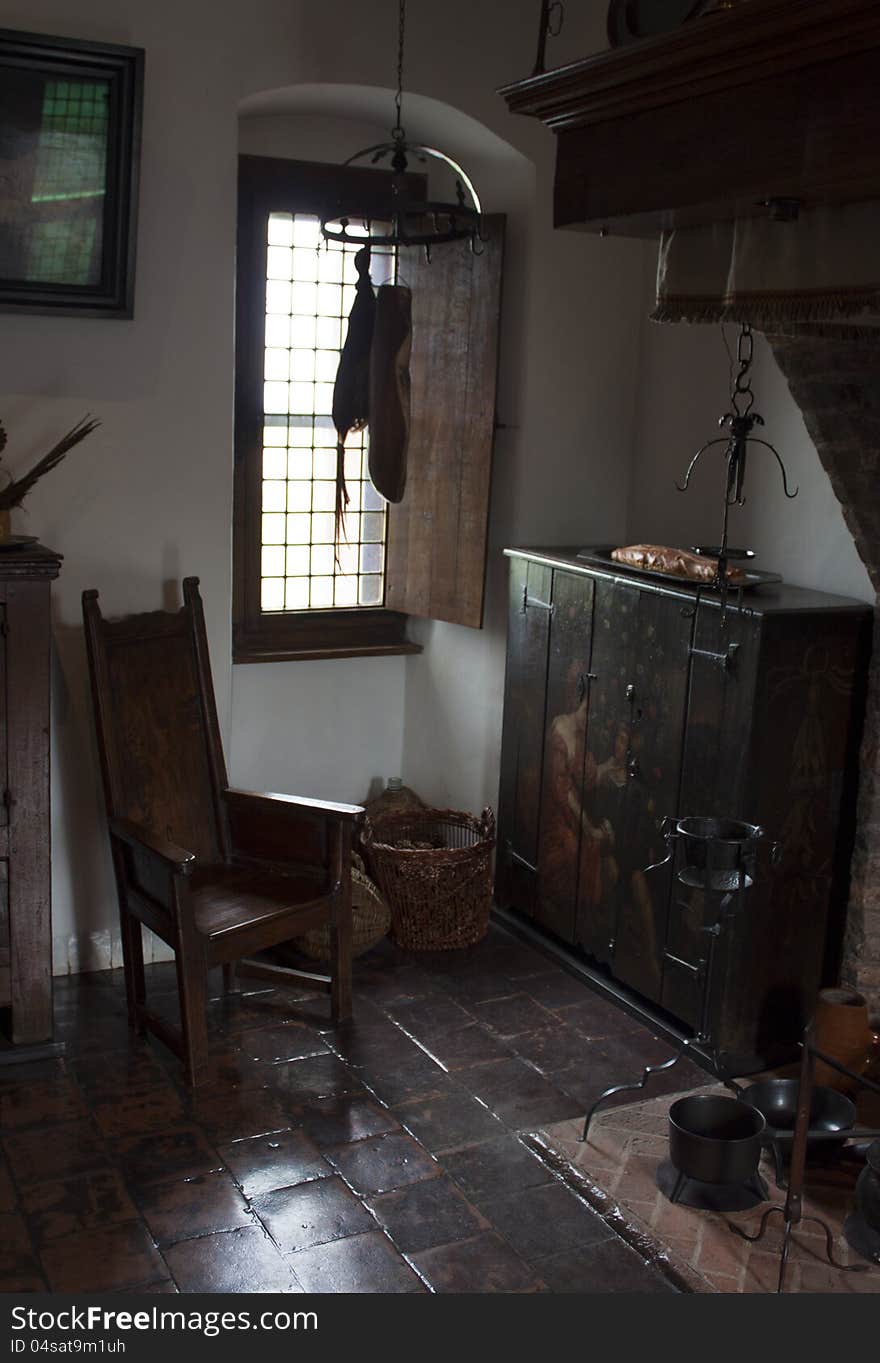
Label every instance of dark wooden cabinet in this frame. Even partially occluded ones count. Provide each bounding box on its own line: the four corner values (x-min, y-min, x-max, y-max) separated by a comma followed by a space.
496, 548, 872, 1069
0, 545, 61, 1046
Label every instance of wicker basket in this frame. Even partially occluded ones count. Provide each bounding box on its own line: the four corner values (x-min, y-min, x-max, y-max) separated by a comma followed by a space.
293, 863, 391, 961
362, 806, 495, 950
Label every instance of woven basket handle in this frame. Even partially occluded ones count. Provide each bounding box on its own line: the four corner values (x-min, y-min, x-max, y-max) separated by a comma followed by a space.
480, 806, 496, 842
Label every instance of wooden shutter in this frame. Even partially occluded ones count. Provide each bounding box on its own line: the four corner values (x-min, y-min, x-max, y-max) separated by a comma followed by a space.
384, 215, 505, 628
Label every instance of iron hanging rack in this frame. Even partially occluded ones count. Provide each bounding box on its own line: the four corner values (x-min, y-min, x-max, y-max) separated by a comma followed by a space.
675, 323, 798, 614
320, 0, 483, 257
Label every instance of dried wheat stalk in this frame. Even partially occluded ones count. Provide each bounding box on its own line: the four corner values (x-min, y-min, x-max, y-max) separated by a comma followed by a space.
0, 416, 100, 510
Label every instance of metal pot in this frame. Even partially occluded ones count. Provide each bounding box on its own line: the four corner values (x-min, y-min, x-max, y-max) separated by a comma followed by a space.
675, 817, 764, 874
742, 1078, 856, 1151
669, 1094, 766, 1185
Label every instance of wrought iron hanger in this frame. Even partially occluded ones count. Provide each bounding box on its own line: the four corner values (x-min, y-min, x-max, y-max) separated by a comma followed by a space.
675, 322, 798, 612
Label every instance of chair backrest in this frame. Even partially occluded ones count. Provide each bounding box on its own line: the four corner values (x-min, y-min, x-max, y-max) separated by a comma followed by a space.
83, 577, 229, 864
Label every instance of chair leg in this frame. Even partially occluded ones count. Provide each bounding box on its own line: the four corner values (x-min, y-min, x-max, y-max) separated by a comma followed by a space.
330, 896, 353, 1023
222, 962, 240, 995
120, 911, 147, 1034
176, 947, 210, 1087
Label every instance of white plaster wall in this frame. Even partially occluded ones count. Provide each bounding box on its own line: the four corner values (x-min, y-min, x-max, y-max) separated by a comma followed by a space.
626, 257, 874, 604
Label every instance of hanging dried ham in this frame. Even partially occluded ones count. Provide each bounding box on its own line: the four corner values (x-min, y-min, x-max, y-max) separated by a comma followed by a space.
368, 283, 412, 504
332, 244, 376, 549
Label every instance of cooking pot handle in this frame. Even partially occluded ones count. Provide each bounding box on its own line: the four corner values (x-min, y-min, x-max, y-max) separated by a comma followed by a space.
643, 815, 676, 874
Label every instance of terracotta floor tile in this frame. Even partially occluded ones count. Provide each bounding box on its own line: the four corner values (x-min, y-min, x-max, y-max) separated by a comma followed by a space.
521, 971, 608, 1012
263, 1053, 365, 1100
410, 1231, 545, 1293
418, 1024, 515, 1071
295, 1095, 399, 1148
116, 1124, 222, 1188
23, 1168, 138, 1245
471, 994, 558, 1038
359, 1050, 451, 1107
219, 1128, 330, 1197
186, 1088, 288, 1143
324, 1130, 440, 1196
367, 1175, 489, 1254
509, 1026, 592, 1074
235, 1023, 330, 1065
290, 1229, 423, 1293
93, 1085, 186, 1139
137, 1169, 255, 1245
41, 1221, 166, 1292
0, 1213, 42, 1289
252, 1176, 373, 1251
3, 1118, 108, 1186
536, 1237, 678, 1293
72, 1047, 172, 1102
0, 1153, 16, 1212
441, 1135, 553, 1206
0, 1077, 89, 1130
555, 996, 650, 1040
164, 1225, 300, 1293
393, 1089, 506, 1155
482, 1181, 613, 1260
386, 995, 473, 1039
456, 1057, 583, 1129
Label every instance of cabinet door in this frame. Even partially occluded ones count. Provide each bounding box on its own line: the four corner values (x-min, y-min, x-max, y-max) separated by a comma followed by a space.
661, 602, 761, 1028
495, 558, 553, 919
611, 589, 695, 1003
534, 570, 595, 943
575, 576, 637, 964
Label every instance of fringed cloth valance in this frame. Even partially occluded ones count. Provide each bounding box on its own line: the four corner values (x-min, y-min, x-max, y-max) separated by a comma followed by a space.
652, 202, 880, 328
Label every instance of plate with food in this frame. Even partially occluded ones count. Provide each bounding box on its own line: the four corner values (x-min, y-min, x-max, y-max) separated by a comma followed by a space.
576, 544, 781, 590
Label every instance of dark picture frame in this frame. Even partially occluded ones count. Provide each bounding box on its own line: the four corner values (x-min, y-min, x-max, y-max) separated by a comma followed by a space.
0, 28, 143, 318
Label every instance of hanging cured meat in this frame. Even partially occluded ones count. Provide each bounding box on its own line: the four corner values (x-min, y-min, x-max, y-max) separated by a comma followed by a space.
332, 244, 376, 549
368, 283, 412, 504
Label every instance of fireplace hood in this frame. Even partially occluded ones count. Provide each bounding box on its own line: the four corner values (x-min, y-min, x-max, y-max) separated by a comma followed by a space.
499, 0, 880, 239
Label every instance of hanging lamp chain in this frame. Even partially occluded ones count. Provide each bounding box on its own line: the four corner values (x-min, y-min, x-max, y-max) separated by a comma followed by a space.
731, 321, 755, 416
393, 0, 406, 142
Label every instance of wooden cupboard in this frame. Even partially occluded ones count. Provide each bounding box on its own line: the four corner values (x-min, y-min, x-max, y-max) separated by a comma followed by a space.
0, 545, 61, 1047
495, 548, 872, 1070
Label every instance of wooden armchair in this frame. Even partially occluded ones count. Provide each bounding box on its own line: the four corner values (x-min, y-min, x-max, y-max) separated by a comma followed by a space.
82, 578, 362, 1085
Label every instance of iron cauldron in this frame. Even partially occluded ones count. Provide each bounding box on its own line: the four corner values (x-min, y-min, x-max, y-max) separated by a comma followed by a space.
742, 1078, 856, 1152
668, 1094, 766, 1186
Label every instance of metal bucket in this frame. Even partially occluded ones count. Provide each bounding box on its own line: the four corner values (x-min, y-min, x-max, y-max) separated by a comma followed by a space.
669, 1094, 766, 1186
675, 817, 764, 874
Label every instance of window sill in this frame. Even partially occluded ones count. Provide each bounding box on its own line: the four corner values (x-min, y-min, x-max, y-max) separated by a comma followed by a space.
234, 640, 423, 664
232, 607, 421, 664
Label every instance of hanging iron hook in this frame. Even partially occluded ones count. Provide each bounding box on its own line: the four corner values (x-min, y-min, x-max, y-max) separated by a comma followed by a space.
675, 436, 730, 493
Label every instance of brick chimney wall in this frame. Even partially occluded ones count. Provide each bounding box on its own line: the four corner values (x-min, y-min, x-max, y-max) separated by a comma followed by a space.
767, 323, 880, 1014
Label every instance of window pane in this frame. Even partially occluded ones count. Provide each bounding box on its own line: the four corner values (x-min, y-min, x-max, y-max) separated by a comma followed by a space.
359, 575, 382, 606
261, 578, 285, 610
268, 213, 294, 247
261, 545, 285, 577
262, 448, 287, 479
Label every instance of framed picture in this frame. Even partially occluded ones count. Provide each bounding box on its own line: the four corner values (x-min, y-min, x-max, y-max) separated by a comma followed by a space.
0, 28, 143, 317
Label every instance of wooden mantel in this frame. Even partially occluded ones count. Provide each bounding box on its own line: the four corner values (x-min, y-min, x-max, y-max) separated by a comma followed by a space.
499, 0, 880, 237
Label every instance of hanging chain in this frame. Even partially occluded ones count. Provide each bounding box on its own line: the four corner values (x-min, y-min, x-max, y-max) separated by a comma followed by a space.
393, 0, 406, 141
731, 322, 755, 416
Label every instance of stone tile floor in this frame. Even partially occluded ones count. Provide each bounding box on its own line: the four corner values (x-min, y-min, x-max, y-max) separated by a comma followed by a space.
538, 1083, 880, 1294
0, 923, 709, 1294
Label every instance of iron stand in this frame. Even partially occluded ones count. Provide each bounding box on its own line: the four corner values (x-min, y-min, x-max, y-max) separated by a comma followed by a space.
727, 1020, 880, 1293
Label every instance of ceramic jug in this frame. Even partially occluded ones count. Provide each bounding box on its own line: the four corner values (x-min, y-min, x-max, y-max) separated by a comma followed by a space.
813, 988, 880, 1094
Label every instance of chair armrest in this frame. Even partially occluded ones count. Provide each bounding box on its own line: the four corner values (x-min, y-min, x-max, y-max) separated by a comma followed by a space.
109, 817, 196, 874
222, 787, 364, 824
222, 787, 363, 873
